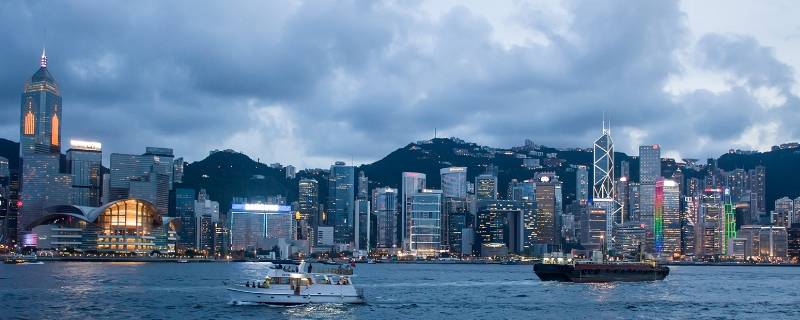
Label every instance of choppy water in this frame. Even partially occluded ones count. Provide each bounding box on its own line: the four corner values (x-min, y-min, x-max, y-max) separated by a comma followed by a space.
1, 262, 799, 319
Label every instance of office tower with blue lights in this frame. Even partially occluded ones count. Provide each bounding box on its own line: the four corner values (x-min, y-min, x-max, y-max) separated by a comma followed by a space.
329, 161, 355, 244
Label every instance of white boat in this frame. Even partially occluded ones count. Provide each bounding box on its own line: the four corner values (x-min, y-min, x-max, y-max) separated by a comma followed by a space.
226, 261, 365, 305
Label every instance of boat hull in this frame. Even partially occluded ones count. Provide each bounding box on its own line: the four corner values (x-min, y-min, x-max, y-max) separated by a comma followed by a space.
534, 263, 669, 283
226, 287, 365, 305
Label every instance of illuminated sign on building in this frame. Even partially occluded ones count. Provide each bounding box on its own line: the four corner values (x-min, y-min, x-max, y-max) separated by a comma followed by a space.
231, 203, 292, 212
69, 139, 102, 151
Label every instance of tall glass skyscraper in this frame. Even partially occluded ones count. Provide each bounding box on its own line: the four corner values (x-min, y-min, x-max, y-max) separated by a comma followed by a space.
401, 172, 426, 247
407, 189, 442, 255
18, 51, 69, 242
639, 144, 661, 252
329, 162, 355, 244
373, 187, 398, 249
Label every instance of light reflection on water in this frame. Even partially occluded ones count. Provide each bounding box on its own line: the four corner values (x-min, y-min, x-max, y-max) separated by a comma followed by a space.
2, 263, 800, 319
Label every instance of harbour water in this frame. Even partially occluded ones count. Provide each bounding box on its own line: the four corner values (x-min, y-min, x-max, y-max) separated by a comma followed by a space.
1, 262, 799, 319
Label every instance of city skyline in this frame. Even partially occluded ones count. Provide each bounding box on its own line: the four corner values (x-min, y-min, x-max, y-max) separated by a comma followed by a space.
2, 1, 800, 169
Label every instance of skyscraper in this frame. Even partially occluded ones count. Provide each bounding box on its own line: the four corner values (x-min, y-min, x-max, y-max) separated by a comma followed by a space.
593, 121, 616, 250
18, 50, 69, 243
20, 49, 61, 156
476, 200, 523, 254
109, 147, 175, 205
657, 178, 681, 256
407, 189, 442, 255
67, 140, 102, 207
175, 188, 196, 250
298, 178, 319, 243
373, 187, 398, 249
475, 173, 498, 201
329, 161, 355, 244
440, 167, 467, 199
534, 173, 560, 251
576, 165, 589, 205
355, 198, 370, 251
401, 172, 426, 247
639, 144, 661, 252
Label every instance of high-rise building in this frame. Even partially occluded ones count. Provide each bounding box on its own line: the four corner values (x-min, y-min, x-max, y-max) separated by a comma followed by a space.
127, 171, 170, 215
593, 122, 614, 200
109, 147, 175, 207
401, 172, 426, 246
407, 189, 442, 255
285, 165, 296, 180
750, 166, 766, 215
18, 51, 69, 243
20, 49, 61, 156
639, 144, 661, 252
700, 188, 723, 257
475, 174, 498, 201
67, 140, 102, 207
576, 165, 589, 205
534, 173, 560, 250
229, 203, 293, 250
476, 200, 523, 255
507, 179, 535, 202
442, 197, 469, 253
774, 197, 793, 227
440, 167, 467, 199
297, 179, 319, 243
175, 188, 196, 250
355, 198, 370, 251
328, 162, 355, 244
373, 187, 398, 249
657, 178, 681, 256
357, 171, 369, 199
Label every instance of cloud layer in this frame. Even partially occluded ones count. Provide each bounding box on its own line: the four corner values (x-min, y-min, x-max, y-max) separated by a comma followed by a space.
0, 0, 798, 168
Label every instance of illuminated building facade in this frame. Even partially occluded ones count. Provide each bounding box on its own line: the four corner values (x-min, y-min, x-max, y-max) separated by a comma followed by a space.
475, 174, 498, 201
639, 144, 661, 253
26, 199, 177, 253
20, 49, 62, 156
476, 200, 523, 254
229, 203, 293, 250
407, 189, 442, 255
174, 188, 196, 249
657, 179, 681, 256
297, 178, 318, 243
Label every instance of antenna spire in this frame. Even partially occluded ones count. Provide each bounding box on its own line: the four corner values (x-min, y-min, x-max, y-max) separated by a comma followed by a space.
40, 46, 47, 68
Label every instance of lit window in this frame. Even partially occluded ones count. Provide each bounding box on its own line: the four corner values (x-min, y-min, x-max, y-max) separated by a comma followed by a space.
51, 114, 59, 146
24, 111, 35, 135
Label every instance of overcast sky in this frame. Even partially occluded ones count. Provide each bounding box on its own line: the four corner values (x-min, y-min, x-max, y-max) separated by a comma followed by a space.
1, 0, 799, 168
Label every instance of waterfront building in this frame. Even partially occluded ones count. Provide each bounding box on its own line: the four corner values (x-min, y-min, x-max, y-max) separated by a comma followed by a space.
328, 161, 354, 244
401, 172, 426, 246
355, 198, 370, 251
229, 203, 293, 251
442, 196, 469, 252
373, 187, 398, 249
66, 140, 102, 207
440, 167, 467, 199
613, 223, 646, 258
26, 199, 178, 253
534, 173, 560, 252
174, 188, 196, 250
297, 178, 319, 242
407, 189, 442, 256
476, 200, 523, 254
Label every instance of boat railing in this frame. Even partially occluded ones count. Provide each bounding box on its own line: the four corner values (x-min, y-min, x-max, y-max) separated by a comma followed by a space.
313, 267, 354, 275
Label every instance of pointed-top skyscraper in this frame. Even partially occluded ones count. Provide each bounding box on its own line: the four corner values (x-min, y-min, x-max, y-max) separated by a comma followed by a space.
593, 120, 614, 200
21, 48, 62, 156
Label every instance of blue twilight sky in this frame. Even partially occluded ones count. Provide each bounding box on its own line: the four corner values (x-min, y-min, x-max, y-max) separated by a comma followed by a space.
1, 0, 799, 168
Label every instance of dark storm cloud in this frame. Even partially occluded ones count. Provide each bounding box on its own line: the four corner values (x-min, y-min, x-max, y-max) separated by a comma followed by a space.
0, 0, 798, 167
